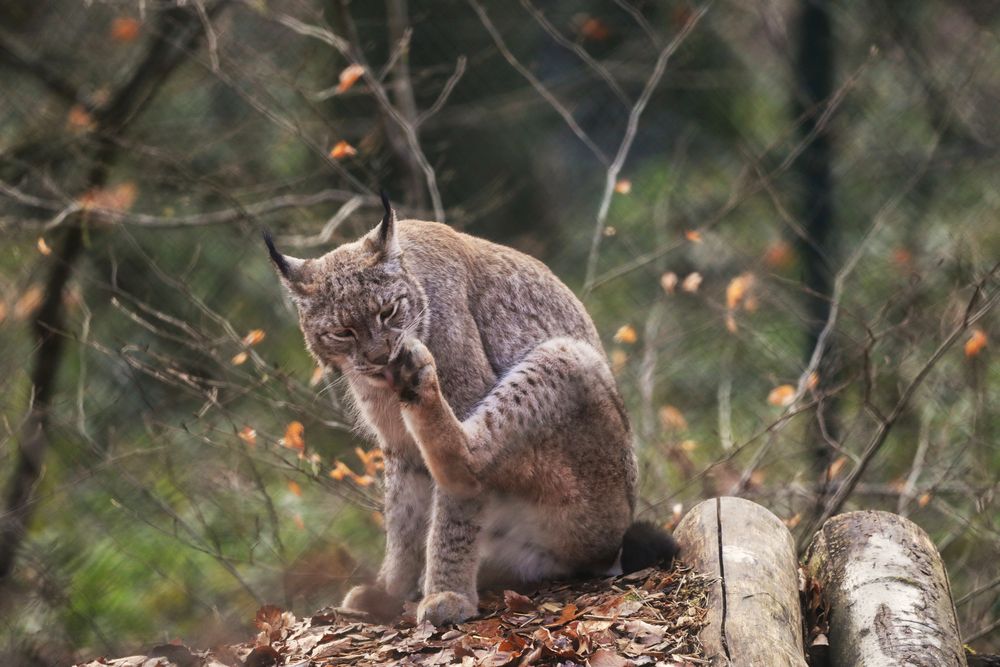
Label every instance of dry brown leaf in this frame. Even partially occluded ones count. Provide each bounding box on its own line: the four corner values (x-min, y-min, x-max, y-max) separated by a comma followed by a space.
283, 421, 306, 451
767, 384, 795, 407
329, 140, 357, 160
503, 590, 535, 613
965, 328, 987, 358
613, 324, 637, 344
337, 63, 365, 93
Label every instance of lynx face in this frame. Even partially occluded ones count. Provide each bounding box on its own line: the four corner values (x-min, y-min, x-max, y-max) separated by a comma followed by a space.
265, 194, 425, 386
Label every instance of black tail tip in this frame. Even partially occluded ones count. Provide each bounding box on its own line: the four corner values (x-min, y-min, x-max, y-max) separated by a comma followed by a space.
379, 189, 392, 217
621, 520, 679, 573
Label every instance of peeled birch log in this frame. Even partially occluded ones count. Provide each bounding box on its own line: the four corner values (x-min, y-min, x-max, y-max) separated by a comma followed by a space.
804, 510, 967, 667
674, 497, 807, 666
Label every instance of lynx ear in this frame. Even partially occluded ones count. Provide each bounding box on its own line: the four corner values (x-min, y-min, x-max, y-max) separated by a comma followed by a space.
373, 190, 400, 260
263, 229, 310, 290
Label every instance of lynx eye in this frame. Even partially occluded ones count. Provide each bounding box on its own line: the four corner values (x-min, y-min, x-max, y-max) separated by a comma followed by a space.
378, 300, 401, 324
327, 328, 356, 341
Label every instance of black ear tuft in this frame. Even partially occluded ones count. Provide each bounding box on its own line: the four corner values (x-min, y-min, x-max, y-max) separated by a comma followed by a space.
378, 190, 394, 247
262, 228, 290, 277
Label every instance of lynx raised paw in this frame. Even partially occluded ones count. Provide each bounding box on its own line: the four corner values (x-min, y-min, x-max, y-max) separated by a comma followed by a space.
341, 584, 403, 623
390, 337, 438, 403
416, 591, 478, 626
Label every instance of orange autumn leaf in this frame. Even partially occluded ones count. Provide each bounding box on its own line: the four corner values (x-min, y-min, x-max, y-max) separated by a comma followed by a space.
964, 329, 987, 358
681, 272, 702, 293
283, 421, 305, 451
329, 460, 352, 481
79, 182, 138, 213
918, 492, 932, 508
614, 179, 632, 195
826, 456, 847, 480
238, 427, 257, 447
242, 329, 266, 346
355, 447, 384, 476
66, 105, 95, 132
231, 351, 248, 365
337, 63, 365, 93
37, 237, 52, 256
111, 17, 141, 42
579, 16, 610, 41
329, 140, 357, 160
763, 240, 793, 269
13, 285, 44, 320
287, 480, 302, 497
726, 273, 755, 310
658, 405, 688, 431
609, 349, 628, 374
725, 312, 738, 334
613, 324, 638, 344
767, 384, 795, 407
684, 229, 703, 243
660, 271, 678, 294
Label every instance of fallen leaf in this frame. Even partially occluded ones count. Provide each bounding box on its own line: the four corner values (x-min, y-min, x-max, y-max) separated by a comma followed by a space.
238, 426, 257, 447
684, 229, 702, 243
767, 384, 795, 407
589, 648, 629, 667
504, 590, 535, 613
725, 273, 754, 310
965, 328, 987, 358
614, 179, 632, 194
614, 324, 638, 344
243, 329, 266, 346
329, 140, 357, 160
283, 421, 306, 451
231, 351, 248, 365
287, 480, 302, 497
37, 237, 52, 256
918, 492, 932, 508
681, 272, 702, 293
660, 272, 678, 294
111, 17, 141, 42
337, 63, 365, 93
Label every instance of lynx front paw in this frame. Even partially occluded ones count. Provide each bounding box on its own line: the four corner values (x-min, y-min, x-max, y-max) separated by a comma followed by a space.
341, 584, 403, 623
416, 591, 478, 626
390, 337, 437, 403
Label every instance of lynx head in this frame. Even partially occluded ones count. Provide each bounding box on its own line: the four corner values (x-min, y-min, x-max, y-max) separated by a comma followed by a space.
265, 192, 425, 386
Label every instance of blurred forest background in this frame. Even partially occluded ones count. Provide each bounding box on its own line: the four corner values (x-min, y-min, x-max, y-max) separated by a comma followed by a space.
0, 0, 998, 663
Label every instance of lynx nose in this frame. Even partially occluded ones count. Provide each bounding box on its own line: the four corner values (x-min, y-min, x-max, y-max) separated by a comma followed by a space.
364, 348, 390, 366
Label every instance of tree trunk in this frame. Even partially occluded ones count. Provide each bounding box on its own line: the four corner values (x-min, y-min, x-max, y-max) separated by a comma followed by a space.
804, 510, 967, 666
674, 497, 807, 666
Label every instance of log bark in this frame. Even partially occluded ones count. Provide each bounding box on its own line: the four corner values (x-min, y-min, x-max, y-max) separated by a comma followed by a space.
674, 496, 806, 666
804, 510, 967, 667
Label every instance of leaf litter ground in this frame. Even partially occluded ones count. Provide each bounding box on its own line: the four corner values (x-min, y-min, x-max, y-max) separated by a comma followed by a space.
78, 564, 710, 667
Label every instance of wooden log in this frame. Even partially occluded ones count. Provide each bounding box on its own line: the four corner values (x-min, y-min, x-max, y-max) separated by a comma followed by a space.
804, 510, 967, 667
674, 496, 807, 666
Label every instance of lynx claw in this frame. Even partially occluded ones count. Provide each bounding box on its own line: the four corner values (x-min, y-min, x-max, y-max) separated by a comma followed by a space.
390, 337, 437, 403
416, 591, 478, 626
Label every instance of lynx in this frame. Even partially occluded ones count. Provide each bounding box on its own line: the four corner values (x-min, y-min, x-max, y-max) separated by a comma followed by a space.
265, 194, 677, 626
